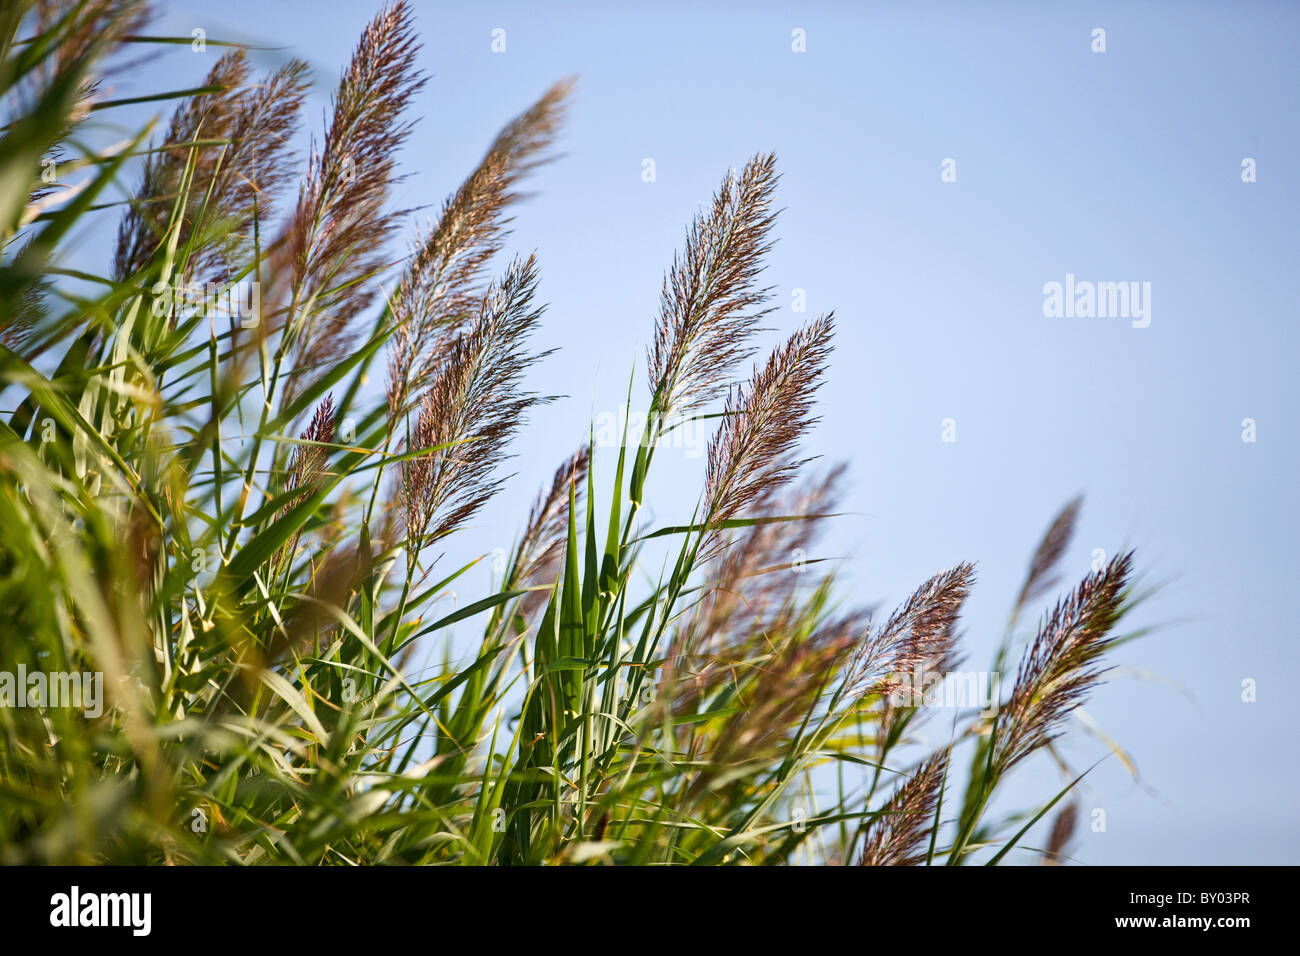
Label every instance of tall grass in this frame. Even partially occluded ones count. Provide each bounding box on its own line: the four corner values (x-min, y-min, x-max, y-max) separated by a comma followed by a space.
0, 0, 1147, 865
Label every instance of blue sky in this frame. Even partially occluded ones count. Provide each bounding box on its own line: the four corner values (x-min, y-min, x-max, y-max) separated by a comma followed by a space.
89, 0, 1299, 863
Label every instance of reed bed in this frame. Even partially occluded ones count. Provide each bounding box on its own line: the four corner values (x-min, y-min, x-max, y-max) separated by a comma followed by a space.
0, 0, 1145, 865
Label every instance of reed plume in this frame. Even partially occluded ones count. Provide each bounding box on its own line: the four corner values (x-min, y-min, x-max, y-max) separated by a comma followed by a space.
285, 395, 337, 505
1042, 801, 1078, 865
1014, 495, 1083, 617
386, 80, 572, 421
0, 245, 50, 352
850, 562, 976, 702
25, 0, 144, 85
282, 0, 424, 396
701, 314, 835, 559
114, 51, 310, 285
16, 1, 123, 217
13, 1, 144, 133
399, 254, 552, 557
3, 1, 144, 293
991, 552, 1134, 776
858, 753, 948, 866
113, 51, 250, 278
648, 152, 781, 424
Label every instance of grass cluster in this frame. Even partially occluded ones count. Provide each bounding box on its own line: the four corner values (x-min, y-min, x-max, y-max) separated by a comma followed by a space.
0, 0, 1147, 865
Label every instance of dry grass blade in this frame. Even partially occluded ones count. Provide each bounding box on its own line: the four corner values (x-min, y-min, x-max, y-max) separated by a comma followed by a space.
858, 753, 949, 866
701, 313, 834, 559
648, 152, 781, 422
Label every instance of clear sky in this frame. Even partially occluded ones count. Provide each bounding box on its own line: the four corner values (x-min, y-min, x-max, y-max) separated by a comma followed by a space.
89, 0, 1299, 864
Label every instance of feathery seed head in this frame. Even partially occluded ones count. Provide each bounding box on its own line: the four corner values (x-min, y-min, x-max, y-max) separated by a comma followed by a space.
700, 313, 835, 560
648, 152, 781, 424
